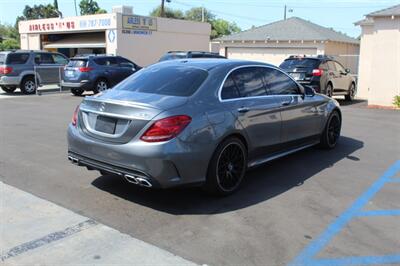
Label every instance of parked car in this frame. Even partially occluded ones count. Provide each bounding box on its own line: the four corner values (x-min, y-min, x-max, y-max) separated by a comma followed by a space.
68, 59, 341, 195
61, 55, 140, 96
0, 50, 69, 94
279, 55, 356, 101
159, 51, 226, 62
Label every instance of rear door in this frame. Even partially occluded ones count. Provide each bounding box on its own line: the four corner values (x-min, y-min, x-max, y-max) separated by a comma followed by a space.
262, 67, 320, 145
116, 57, 137, 82
34, 53, 59, 84
333, 61, 350, 93
326, 60, 340, 91
220, 66, 282, 159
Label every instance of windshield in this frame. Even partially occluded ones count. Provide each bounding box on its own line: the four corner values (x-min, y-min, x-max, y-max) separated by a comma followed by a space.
280, 58, 319, 69
115, 65, 208, 97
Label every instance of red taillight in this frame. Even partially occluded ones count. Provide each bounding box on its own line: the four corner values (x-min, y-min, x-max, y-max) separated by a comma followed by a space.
140, 115, 192, 142
0, 66, 13, 75
312, 68, 324, 76
79, 67, 93, 72
72, 105, 80, 126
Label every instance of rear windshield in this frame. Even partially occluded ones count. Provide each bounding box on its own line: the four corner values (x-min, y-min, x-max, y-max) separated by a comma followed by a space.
116, 65, 208, 97
159, 53, 187, 62
67, 59, 87, 67
0, 54, 5, 64
6, 53, 30, 64
279, 58, 319, 69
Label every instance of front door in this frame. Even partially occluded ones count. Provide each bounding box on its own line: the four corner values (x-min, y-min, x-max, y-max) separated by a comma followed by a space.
220, 67, 282, 159
261, 67, 320, 146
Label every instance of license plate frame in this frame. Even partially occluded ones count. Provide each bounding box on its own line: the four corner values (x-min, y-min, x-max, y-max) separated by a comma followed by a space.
95, 116, 117, 134
290, 72, 302, 80
65, 70, 74, 77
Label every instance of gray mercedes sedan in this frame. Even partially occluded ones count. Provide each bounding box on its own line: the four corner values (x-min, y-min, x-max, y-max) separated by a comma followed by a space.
67, 59, 341, 195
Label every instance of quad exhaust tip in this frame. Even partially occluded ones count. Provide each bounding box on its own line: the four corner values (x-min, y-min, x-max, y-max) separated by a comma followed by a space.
124, 174, 152, 187
68, 155, 152, 188
68, 155, 79, 165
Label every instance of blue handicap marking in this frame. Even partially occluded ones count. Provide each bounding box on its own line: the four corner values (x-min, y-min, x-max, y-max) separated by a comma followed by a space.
289, 160, 400, 266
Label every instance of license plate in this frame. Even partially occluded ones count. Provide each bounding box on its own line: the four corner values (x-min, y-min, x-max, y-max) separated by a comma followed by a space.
95, 116, 117, 134
66, 70, 74, 77
290, 73, 302, 80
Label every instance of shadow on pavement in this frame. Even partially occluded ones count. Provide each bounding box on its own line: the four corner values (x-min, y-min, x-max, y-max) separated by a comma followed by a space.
92, 136, 363, 215
336, 99, 367, 107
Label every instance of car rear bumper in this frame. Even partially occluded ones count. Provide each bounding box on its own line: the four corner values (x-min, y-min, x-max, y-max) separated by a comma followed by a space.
61, 80, 94, 90
67, 124, 208, 188
298, 81, 321, 93
0, 76, 21, 86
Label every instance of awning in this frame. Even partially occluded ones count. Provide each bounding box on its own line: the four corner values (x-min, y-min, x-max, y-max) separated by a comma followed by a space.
43, 33, 106, 49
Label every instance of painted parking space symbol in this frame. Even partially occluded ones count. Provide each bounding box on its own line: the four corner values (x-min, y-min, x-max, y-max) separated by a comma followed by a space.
289, 160, 400, 266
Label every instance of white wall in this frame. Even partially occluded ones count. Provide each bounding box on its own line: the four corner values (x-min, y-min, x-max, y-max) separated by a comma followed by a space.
116, 14, 211, 66
358, 16, 400, 106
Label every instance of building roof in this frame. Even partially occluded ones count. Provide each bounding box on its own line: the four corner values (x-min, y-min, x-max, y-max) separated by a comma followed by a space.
216, 17, 359, 44
367, 4, 400, 17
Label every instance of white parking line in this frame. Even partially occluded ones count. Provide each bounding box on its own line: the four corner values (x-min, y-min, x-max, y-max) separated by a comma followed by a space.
0, 181, 197, 265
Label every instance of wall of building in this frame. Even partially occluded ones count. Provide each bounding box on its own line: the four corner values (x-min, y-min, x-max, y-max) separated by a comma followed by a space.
324, 41, 360, 74
217, 41, 325, 66
368, 17, 400, 106
115, 15, 211, 66
356, 24, 374, 99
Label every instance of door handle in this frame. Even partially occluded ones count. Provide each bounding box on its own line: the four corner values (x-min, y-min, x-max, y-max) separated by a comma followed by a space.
281, 101, 291, 106
237, 107, 250, 113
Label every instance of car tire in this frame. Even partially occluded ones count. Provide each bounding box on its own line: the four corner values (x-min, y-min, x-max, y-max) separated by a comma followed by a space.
71, 88, 84, 96
1, 86, 16, 93
345, 83, 356, 102
203, 137, 247, 196
93, 79, 109, 94
20, 76, 37, 94
319, 110, 341, 149
325, 83, 333, 98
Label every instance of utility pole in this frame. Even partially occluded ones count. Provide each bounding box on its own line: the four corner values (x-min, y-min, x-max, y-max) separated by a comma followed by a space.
74, 0, 78, 16
201, 6, 205, 22
161, 0, 165, 17
284, 5, 287, 20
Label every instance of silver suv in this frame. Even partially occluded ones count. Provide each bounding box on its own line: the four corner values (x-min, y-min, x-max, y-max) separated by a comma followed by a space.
0, 50, 69, 94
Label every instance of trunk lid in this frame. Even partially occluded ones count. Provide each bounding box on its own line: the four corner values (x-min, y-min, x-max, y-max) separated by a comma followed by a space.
78, 90, 188, 143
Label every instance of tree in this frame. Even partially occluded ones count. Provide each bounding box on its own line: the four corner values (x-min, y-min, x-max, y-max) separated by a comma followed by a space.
79, 0, 106, 15
150, 6, 184, 19
211, 19, 241, 39
15, 4, 59, 28
184, 7, 241, 39
0, 39, 20, 51
185, 7, 215, 23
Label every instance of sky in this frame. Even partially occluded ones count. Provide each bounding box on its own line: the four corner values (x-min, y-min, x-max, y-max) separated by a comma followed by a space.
0, 0, 399, 38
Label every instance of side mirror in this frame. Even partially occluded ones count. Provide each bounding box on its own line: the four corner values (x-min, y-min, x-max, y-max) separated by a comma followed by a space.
304, 85, 315, 97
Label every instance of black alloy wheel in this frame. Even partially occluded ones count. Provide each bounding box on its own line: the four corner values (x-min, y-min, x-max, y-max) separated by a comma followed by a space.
320, 111, 341, 149
204, 138, 247, 195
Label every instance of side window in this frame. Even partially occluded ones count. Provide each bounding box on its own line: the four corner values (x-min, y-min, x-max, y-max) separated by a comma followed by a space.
35, 54, 54, 64
261, 68, 300, 95
231, 67, 267, 98
117, 57, 135, 68
327, 61, 336, 71
6, 53, 30, 64
52, 54, 68, 65
93, 58, 106, 65
107, 57, 118, 66
319, 62, 328, 70
334, 62, 345, 73
221, 76, 240, 100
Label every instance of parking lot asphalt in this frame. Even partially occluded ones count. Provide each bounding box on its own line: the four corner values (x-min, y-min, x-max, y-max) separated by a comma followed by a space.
0, 93, 399, 266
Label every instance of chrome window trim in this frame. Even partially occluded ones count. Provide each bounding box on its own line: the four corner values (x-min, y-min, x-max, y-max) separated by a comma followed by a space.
217, 64, 303, 102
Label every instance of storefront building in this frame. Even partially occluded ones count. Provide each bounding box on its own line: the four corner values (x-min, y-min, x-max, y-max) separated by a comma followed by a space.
18, 6, 211, 66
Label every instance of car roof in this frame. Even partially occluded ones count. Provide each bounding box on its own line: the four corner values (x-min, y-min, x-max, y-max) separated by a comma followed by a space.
155, 58, 275, 71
